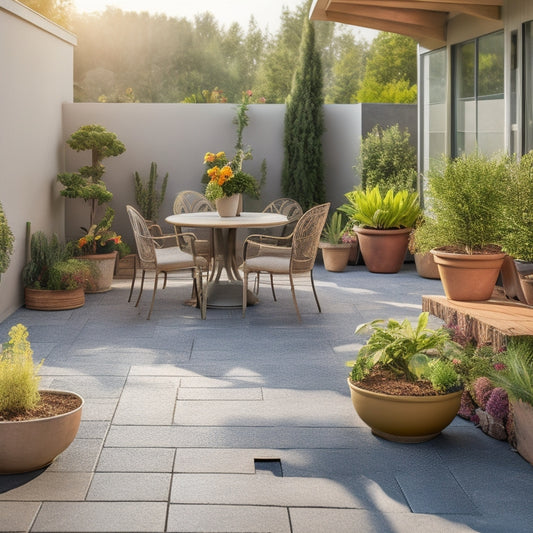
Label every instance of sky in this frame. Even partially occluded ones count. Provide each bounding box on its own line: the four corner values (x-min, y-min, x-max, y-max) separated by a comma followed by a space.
72, 0, 377, 40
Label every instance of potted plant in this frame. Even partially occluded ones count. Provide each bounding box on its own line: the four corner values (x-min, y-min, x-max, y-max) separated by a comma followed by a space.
133, 161, 168, 224
412, 152, 508, 301
0, 201, 14, 282
490, 338, 533, 464
57, 124, 126, 291
347, 311, 463, 442
23, 230, 97, 310
499, 151, 533, 304
408, 216, 440, 279
0, 324, 83, 473
203, 150, 259, 216
318, 211, 351, 272
340, 186, 421, 273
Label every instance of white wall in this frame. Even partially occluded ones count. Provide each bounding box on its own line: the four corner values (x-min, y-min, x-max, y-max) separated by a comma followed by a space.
0, 0, 76, 322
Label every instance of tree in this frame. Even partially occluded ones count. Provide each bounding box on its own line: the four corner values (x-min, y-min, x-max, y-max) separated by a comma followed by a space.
19, 0, 72, 28
355, 32, 417, 103
281, 16, 326, 210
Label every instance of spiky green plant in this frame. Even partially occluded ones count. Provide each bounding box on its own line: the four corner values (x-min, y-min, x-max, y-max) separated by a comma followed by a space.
321, 211, 347, 244
0, 201, 14, 276
134, 162, 168, 222
0, 324, 42, 416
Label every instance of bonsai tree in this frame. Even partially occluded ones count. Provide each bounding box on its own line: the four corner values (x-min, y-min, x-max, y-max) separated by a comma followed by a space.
357, 124, 418, 193
0, 201, 14, 277
134, 162, 168, 223
57, 124, 126, 229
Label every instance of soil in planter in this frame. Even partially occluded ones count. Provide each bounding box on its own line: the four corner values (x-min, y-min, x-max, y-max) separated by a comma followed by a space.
0, 391, 82, 421
436, 244, 502, 255
353, 367, 441, 396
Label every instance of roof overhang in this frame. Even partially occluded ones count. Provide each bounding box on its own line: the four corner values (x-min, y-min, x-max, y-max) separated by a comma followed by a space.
310, 0, 502, 49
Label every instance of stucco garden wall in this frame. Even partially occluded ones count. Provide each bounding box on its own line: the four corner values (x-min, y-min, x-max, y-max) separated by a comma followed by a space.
0, 0, 76, 322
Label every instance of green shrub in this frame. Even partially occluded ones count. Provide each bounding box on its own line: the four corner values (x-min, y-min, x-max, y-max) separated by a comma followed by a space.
0, 201, 14, 276
0, 324, 42, 416
430, 359, 462, 393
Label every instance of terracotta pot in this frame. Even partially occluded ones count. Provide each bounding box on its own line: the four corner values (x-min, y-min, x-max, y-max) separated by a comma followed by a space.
414, 252, 440, 279
512, 400, 533, 465
24, 287, 85, 311
0, 390, 83, 474
501, 255, 526, 302
354, 227, 411, 273
519, 277, 533, 305
319, 242, 351, 272
348, 241, 359, 265
347, 378, 462, 443
431, 249, 505, 301
215, 195, 239, 217
83, 251, 118, 293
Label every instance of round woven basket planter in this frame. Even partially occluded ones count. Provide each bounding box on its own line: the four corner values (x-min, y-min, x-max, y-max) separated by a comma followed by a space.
348, 378, 462, 443
83, 251, 117, 293
0, 390, 83, 474
24, 287, 85, 311
431, 249, 505, 301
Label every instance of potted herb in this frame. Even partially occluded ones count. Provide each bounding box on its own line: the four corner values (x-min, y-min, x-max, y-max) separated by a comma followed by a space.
0, 324, 83, 473
318, 211, 351, 272
0, 201, 14, 281
490, 338, 533, 465
347, 312, 463, 442
499, 151, 533, 304
23, 230, 97, 310
340, 186, 421, 273
412, 152, 508, 301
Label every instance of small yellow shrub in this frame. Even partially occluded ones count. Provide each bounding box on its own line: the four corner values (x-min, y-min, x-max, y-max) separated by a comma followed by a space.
0, 324, 42, 416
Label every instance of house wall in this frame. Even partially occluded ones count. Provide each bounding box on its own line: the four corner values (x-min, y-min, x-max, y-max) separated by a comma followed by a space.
0, 0, 76, 322
62, 103, 416, 250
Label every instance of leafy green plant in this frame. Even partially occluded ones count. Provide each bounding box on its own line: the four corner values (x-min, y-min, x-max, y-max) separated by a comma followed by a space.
0, 324, 42, 417
57, 124, 126, 229
0, 201, 14, 276
429, 359, 462, 393
134, 162, 168, 223
357, 124, 417, 192
23, 231, 95, 290
499, 151, 533, 261
413, 152, 509, 254
340, 186, 421, 230
321, 212, 347, 244
490, 338, 533, 406
350, 312, 462, 388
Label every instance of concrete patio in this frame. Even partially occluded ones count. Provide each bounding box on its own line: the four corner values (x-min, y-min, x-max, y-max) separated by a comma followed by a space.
0, 263, 532, 532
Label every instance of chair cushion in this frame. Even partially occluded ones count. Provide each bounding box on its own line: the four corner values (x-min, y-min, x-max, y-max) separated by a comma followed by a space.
155, 247, 198, 270
243, 255, 290, 274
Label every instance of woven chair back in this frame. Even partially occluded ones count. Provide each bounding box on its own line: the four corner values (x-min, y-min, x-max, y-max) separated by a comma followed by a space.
126, 205, 157, 269
263, 198, 303, 237
173, 190, 214, 215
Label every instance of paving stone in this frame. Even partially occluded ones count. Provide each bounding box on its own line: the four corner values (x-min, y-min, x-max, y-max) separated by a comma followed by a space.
81, 398, 119, 420
32, 501, 167, 532
0, 501, 40, 532
173, 448, 274, 473
179, 376, 265, 387
167, 504, 291, 532
97, 447, 175, 472
87, 473, 172, 501
77, 420, 110, 439
47, 438, 102, 472
177, 387, 263, 400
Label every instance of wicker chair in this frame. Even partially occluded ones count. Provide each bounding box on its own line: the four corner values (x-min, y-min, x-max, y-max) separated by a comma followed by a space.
241, 203, 330, 321
126, 205, 208, 320
173, 191, 214, 271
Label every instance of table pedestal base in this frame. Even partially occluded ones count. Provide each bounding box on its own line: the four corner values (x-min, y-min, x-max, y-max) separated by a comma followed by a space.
206, 281, 258, 309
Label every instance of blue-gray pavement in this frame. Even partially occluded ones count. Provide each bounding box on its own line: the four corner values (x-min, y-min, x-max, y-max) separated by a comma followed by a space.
1, 263, 532, 532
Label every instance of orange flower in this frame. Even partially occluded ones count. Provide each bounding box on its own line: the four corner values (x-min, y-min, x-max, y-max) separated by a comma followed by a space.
78, 237, 87, 248
207, 166, 219, 181
216, 151, 225, 159
204, 152, 216, 163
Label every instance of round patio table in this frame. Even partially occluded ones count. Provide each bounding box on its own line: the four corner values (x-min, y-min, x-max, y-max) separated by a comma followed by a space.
165, 211, 288, 308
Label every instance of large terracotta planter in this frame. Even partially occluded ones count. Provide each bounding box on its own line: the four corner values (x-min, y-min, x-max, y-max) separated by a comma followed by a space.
348, 378, 462, 443
512, 400, 533, 465
83, 251, 117, 293
319, 242, 351, 272
215, 195, 240, 217
431, 249, 505, 301
354, 227, 411, 273
0, 390, 83, 474
24, 287, 85, 310
414, 252, 440, 279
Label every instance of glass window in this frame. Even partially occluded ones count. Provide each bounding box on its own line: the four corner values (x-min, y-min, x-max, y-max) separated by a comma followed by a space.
452, 31, 504, 157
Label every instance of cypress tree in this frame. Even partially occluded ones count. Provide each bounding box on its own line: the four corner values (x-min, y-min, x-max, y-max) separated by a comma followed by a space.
281, 14, 326, 211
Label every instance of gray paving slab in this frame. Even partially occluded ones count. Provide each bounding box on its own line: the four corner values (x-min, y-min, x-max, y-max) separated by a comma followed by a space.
0, 502, 41, 532
167, 504, 291, 532
31, 501, 167, 532
177, 386, 263, 400
87, 473, 172, 501
97, 447, 175, 472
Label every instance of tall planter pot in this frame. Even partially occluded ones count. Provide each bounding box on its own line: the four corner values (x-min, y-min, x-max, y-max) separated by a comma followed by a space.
24, 287, 85, 311
0, 390, 83, 474
83, 251, 117, 293
347, 378, 462, 443
355, 227, 411, 274
431, 249, 506, 301
319, 242, 351, 272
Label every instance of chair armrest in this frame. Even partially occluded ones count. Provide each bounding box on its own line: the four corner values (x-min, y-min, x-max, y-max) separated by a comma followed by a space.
243, 233, 293, 259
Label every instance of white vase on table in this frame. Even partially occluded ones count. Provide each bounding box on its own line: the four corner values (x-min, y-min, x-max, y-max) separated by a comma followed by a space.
215, 195, 239, 217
